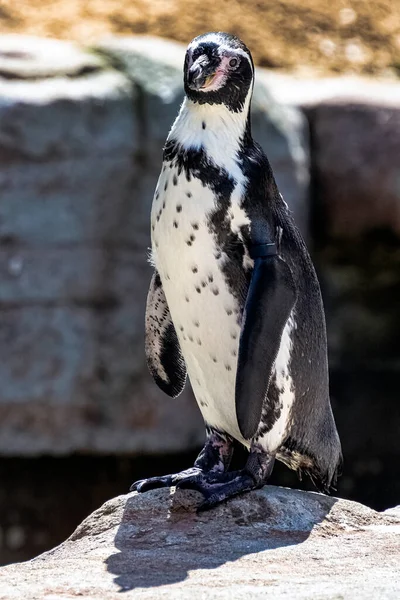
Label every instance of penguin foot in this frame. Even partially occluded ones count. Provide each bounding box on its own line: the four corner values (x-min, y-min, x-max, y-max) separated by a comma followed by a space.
130, 467, 204, 493
176, 448, 276, 510
176, 469, 258, 510
130, 429, 234, 494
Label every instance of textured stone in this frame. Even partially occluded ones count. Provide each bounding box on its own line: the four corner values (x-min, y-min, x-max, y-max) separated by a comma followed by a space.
0, 158, 154, 247
256, 73, 400, 239
308, 101, 400, 239
0, 37, 204, 457
0, 35, 103, 79
0, 71, 136, 163
97, 35, 310, 236
0, 486, 399, 599
0, 304, 203, 455
259, 72, 400, 110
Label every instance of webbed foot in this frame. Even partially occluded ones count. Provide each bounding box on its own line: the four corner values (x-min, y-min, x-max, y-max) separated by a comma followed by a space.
176, 469, 257, 510
130, 467, 203, 493
130, 429, 234, 495
131, 443, 275, 510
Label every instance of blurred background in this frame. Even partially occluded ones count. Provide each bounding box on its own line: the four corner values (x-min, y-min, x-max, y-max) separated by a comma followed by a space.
0, 0, 399, 566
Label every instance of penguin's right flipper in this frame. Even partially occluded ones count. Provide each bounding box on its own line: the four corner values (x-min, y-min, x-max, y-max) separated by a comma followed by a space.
145, 271, 187, 397
236, 244, 297, 440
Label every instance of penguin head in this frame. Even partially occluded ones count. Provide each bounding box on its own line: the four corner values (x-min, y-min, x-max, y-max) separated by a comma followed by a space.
183, 32, 254, 113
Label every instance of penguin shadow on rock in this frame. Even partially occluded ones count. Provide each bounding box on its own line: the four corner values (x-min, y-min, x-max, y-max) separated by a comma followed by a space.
105, 484, 338, 592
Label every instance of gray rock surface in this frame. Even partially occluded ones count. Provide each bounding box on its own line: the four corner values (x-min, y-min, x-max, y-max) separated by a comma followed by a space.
260, 72, 400, 239
0, 35, 103, 79
308, 101, 400, 239
0, 37, 203, 455
0, 486, 399, 599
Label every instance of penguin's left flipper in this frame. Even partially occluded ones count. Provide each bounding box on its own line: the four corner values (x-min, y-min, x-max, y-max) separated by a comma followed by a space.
236, 240, 297, 440
145, 270, 187, 398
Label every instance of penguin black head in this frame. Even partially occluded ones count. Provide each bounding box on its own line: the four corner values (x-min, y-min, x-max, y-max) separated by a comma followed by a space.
183, 32, 254, 113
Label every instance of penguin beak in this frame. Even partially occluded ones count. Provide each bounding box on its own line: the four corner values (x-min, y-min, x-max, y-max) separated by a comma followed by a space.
187, 57, 217, 91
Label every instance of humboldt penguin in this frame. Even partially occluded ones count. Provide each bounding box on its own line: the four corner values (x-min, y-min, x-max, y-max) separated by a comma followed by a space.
131, 31, 342, 509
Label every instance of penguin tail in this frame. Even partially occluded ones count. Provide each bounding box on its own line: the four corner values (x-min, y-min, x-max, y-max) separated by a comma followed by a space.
277, 438, 343, 494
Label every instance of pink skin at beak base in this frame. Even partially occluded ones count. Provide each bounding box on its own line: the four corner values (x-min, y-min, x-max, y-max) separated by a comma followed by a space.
200, 55, 231, 91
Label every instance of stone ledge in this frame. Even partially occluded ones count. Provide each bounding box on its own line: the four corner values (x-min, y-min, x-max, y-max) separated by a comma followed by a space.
0, 35, 104, 79
0, 486, 399, 598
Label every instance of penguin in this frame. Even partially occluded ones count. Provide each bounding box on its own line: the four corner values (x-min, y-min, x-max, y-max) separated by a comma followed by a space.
131, 32, 342, 509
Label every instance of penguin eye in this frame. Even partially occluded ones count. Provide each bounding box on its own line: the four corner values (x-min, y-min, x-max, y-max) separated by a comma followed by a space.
229, 57, 239, 68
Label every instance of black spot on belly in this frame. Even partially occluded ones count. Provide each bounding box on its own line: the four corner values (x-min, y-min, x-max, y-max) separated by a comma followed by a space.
231, 331, 237, 340
196, 338, 202, 346
164, 180, 168, 191
195, 286, 201, 294
155, 192, 159, 200
208, 274, 214, 283
173, 174, 178, 186
163, 139, 250, 304
192, 266, 198, 273
190, 234, 195, 242
188, 334, 194, 342
185, 295, 190, 302
173, 220, 178, 228
211, 355, 217, 363
191, 222, 199, 230
211, 286, 219, 296
163, 200, 166, 209
201, 280, 207, 288
187, 240, 193, 247
225, 364, 232, 372
202, 121, 206, 130
193, 320, 200, 327
176, 204, 182, 212
186, 192, 192, 198
226, 308, 233, 316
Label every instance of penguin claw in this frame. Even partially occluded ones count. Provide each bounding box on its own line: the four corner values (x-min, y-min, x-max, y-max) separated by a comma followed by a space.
130, 475, 173, 493
177, 471, 257, 510
130, 467, 203, 494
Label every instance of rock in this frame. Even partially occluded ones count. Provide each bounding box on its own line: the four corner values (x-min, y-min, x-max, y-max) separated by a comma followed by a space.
259, 72, 400, 111
260, 72, 400, 240
0, 305, 203, 455
0, 72, 136, 163
0, 35, 103, 79
0, 486, 399, 598
96, 35, 310, 236
0, 38, 203, 456
308, 101, 400, 239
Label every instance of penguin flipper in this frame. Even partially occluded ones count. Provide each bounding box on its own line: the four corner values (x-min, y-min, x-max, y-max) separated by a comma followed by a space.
236, 246, 297, 440
145, 271, 187, 397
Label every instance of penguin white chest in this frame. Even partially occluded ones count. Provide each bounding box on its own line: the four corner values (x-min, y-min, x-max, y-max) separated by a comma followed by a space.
151, 163, 248, 443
